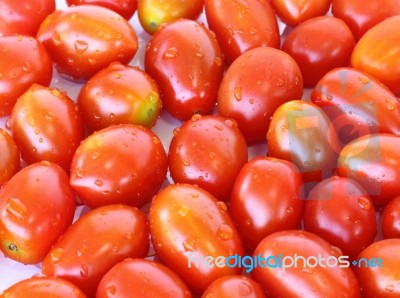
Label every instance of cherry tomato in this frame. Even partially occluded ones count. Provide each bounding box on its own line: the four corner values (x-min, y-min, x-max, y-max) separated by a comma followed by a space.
0, 161, 75, 264
77, 62, 162, 132
230, 156, 304, 250
351, 16, 400, 95
217, 46, 303, 142
145, 19, 224, 121
381, 196, 400, 239
96, 258, 192, 298
70, 124, 168, 208
0, 129, 20, 186
0, 36, 53, 116
149, 183, 245, 293
37, 5, 138, 80
42, 204, 149, 297
66, 0, 138, 20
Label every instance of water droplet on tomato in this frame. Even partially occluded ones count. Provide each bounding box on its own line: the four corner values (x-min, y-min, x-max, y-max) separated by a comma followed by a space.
358, 76, 370, 85
105, 285, 116, 297
22, 62, 32, 72
113, 72, 122, 79
45, 112, 56, 121
214, 56, 223, 66
182, 159, 191, 166
178, 205, 189, 216
77, 245, 87, 257
183, 238, 196, 252
234, 86, 242, 101
217, 224, 234, 240
74, 40, 88, 54
94, 179, 103, 186
50, 248, 64, 264
357, 196, 371, 210
80, 264, 89, 278
52, 31, 62, 46
173, 127, 181, 136
385, 98, 396, 111
163, 47, 178, 59
75, 167, 85, 178
92, 151, 101, 160
214, 124, 223, 131
286, 206, 294, 214
238, 282, 253, 296
217, 201, 228, 212
6, 198, 27, 220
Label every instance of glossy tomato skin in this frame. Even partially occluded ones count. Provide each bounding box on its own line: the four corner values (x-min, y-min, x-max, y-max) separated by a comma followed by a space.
311, 67, 400, 146
0, 161, 75, 264
230, 157, 304, 250
337, 134, 400, 206
145, 19, 223, 121
70, 124, 168, 208
351, 16, 400, 95
168, 115, 248, 201
0, 36, 53, 116
66, 0, 138, 20
251, 230, 361, 297
37, 5, 138, 80
42, 204, 149, 297
381, 196, 400, 239
217, 47, 303, 142
11, 84, 84, 173
205, 0, 280, 65
282, 16, 355, 87
96, 258, 192, 298
149, 184, 245, 293
77, 62, 162, 132
0, 129, 20, 186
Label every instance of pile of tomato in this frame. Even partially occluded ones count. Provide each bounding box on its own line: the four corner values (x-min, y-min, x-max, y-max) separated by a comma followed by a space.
1, 0, 400, 297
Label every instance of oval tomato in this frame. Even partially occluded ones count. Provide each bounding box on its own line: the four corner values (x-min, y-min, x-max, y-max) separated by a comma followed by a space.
0, 161, 75, 264
381, 196, 400, 239
0, 129, 20, 186
201, 275, 265, 298
66, 0, 138, 20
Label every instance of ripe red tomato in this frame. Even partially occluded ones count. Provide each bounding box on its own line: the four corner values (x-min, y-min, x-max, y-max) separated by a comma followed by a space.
70, 124, 168, 208
42, 204, 149, 297
96, 258, 192, 298
77, 62, 162, 132
0, 36, 53, 116
149, 183, 245, 293
145, 19, 224, 121
230, 156, 304, 250
217, 47, 303, 142
0, 129, 20, 186
0, 161, 76, 264
381, 196, 400, 239
66, 0, 138, 20
37, 5, 138, 80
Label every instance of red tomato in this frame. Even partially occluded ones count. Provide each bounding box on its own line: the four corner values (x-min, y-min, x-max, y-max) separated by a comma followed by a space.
66, 0, 138, 20
282, 16, 355, 87
149, 183, 245, 293
168, 115, 248, 201
251, 230, 361, 297
10, 84, 84, 172
37, 5, 138, 80
230, 157, 305, 250
77, 62, 162, 131
96, 258, 192, 298
70, 124, 168, 208
351, 16, 400, 95
42, 204, 149, 297
0, 129, 20, 186
381, 196, 400, 239
217, 47, 303, 142
145, 19, 224, 121
205, 0, 280, 65
353, 239, 400, 297
0, 161, 76, 264
0, 36, 53, 116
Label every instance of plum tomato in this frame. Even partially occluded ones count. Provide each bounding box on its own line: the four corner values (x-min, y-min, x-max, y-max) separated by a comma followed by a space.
145, 19, 224, 121
282, 16, 355, 87
205, 0, 280, 65
77, 62, 162, 132
0, 161, 76, 264
168, 115, 248, 201
66, 0, 138, 20
0, 36, 53, 116
0, 129, 20, 186
230, 156, 304, 250
381, 196, 400, 239
70, 124, 168, 208
149, 183, 245, 293
37, 5, 138, 80
217, 46, 303, 142
96, 258, 192, 298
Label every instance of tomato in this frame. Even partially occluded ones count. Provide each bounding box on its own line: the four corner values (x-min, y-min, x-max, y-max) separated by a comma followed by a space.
168, 115, 248, 201
351, 16, 400, 95
0, 277, 87, 298
0, 36, 53, 116
37, 5, 138, 80
96, 258, 192, 298
42, 204, 149, 297
251, 230, 361, 297
205, 0, 280, 65
0, 161, 75, 264
138, 0, 203, 34
337, 134, 400, 206
230, 156, 304, 250
282, 16, 355, 87
381, 196, 400, 239
270, 0, 332, 26
311, 67, 400, 146
201, 275, 265, 298
0, 0, 55, 37
145, 19, 223, 121
0, 129, 20, 186
10, 84, 84, 173
353, 239, 400, 297
70, 124, 168, 208
217, 47, 303, 142
149, 183, 245, 293
77, 62, 162, 132
66, 0, 138, 20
